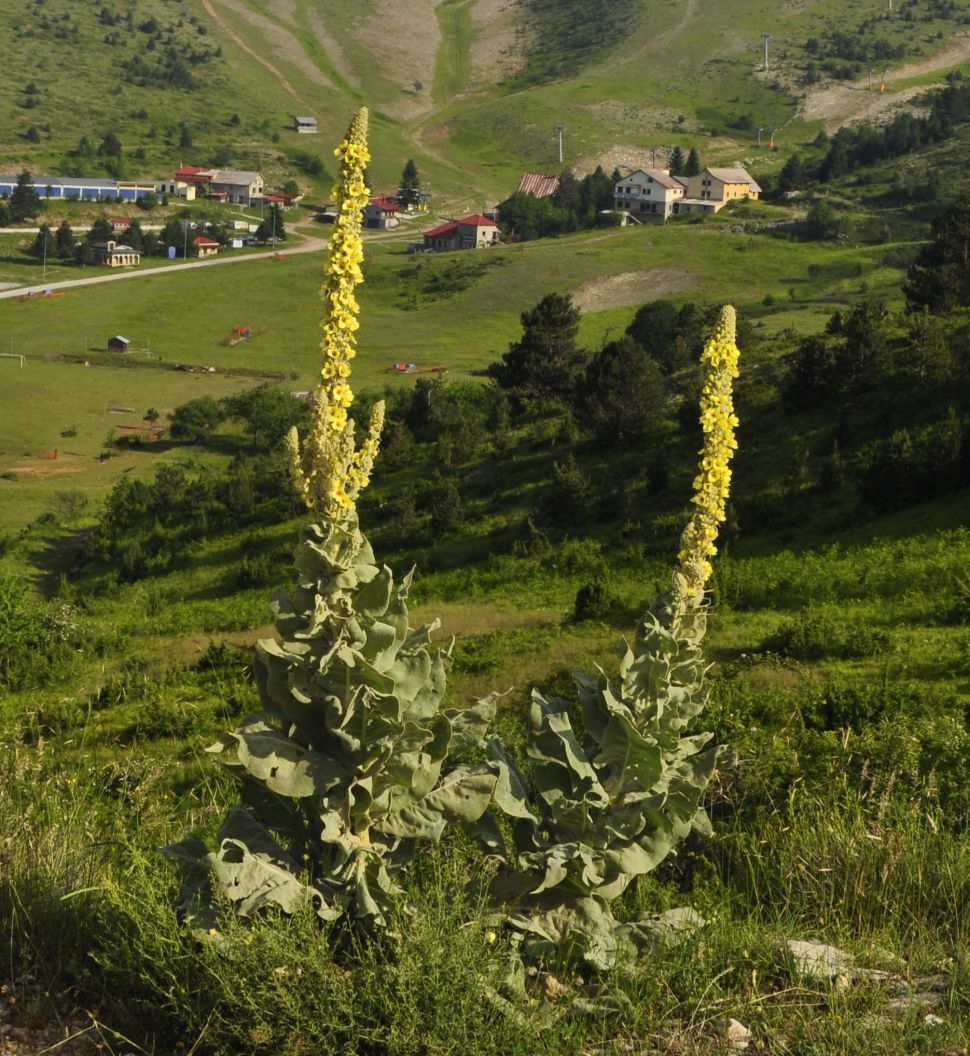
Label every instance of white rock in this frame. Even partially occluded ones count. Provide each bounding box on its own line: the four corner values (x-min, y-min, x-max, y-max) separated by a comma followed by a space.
786, 939, 852, 980
924, 1013, 944, 1027
725, 1018, 752, 1051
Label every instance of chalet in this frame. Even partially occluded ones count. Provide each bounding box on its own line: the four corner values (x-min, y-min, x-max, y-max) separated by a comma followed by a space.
613, 169, 686, 221
423, 220, 460, 252
192, 235, 220, 257
171, 167, 264, 205
209, 168, 263, 205
457, 213, 500, 248
516, 172, 560, 199
293, 116, 318, 134
106, 336, 130, 353
364, 195, 403, 229
422, 213, 500, 252
91, 240, 140, 267
110, 218, 130, 231
679, 167, 762, 214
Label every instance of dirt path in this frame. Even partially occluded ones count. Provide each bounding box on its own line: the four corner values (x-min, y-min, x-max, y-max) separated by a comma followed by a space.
801, 33, 970, 130
200, 0, 311, 109
0, 237, 329, 300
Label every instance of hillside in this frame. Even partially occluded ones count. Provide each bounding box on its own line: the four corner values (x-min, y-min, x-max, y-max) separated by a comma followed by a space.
3, 0, 970, 201
3, 6, 970, 1053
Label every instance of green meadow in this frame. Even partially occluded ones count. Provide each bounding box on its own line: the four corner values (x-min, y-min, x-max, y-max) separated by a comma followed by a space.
0, 207, 910, 531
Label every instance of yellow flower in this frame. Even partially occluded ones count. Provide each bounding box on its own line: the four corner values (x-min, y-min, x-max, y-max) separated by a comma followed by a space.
286, 107, 386, 520
672, 305, 740, 611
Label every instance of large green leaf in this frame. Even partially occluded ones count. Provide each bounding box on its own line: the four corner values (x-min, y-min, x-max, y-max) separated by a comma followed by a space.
594, 712, 663, 797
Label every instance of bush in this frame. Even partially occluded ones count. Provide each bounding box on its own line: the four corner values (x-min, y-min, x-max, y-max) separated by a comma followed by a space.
764, 610, 893, 660
571, 579, 621, 621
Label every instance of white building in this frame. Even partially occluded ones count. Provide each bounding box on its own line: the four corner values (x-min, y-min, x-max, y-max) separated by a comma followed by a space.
613, 169, 686, 222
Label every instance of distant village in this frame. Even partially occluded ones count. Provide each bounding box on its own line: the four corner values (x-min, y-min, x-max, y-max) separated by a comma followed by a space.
0, 140, 762, 264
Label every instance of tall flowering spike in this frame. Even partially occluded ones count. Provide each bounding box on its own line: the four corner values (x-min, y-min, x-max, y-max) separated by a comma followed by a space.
287, 106, 385, 520
672, 304, 740, 611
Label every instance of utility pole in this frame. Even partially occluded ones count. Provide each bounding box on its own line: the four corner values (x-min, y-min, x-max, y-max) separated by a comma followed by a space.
554, 124, 565, 164
42, 227, 48, 285
762, 32, 770, 71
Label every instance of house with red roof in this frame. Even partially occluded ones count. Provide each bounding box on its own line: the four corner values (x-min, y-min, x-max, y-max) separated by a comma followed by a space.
422, 213, 499, 252
192, 235, 221, 257
364, 194, 403, 229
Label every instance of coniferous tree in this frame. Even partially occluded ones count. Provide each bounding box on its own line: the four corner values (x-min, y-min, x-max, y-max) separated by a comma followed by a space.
55, 219, 74, 258
668, 146, 685, 175
684, 147, 701, 176
488, 292, 586, 401
10, 171, 40, 222
580, 335, 669, 444
122, 218, 144, 251
777, 153, 806, 193
29, 223, 54, 259
98, 131, 122, 157
904, 199, 970, 312
398, 158, 420, 207
87, 217, 113, 243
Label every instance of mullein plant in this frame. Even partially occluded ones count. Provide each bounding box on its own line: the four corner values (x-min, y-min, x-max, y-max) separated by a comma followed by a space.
164, 109, 500, 932
477, 308, 741, 971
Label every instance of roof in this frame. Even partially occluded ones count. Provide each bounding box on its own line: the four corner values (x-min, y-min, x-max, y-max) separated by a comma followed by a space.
294, 116, 317, 124
0, 175, 118, 189
706, 167, 762, 192
614, 169, 684, 191
209, 169, 261, 185
458, 214, 497, 227
516, 172, 560, 198
646, 169, 684, 190
424, 221, 459, 238
109, 335, 130, 343
367, 195, 402, 211
192, 236, 220, 246
175, 166, 209, 179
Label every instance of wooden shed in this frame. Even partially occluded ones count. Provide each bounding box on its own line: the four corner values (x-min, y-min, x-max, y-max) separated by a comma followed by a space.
106, 335, 130, 353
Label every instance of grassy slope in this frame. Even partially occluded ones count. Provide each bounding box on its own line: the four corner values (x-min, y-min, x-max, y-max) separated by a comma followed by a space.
0, 202, 910, 530
3, 0, 970, 201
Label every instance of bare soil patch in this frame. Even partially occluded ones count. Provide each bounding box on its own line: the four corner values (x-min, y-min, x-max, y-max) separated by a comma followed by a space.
572, 268, 695, 313
5, 463, 88, 477
469, 0, 522, 86
801, 33, 970, 131
202, 0, 328, 107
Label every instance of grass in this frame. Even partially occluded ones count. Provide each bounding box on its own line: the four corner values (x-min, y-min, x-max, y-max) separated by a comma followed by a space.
0, 203, 912, 529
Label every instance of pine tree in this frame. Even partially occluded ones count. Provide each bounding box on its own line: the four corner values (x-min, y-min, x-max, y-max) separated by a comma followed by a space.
398, 158, 420, 207
55, 219, 74, 258
684, 147, 701, 177
10, 171, 40, 222
487, 292, 586, 400
29, 223, 53, 259
668, 146, 685, 175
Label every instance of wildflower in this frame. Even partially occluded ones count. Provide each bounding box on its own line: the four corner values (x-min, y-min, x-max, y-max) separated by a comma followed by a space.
285, 107, 386, 519
672, 305, 740, 611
